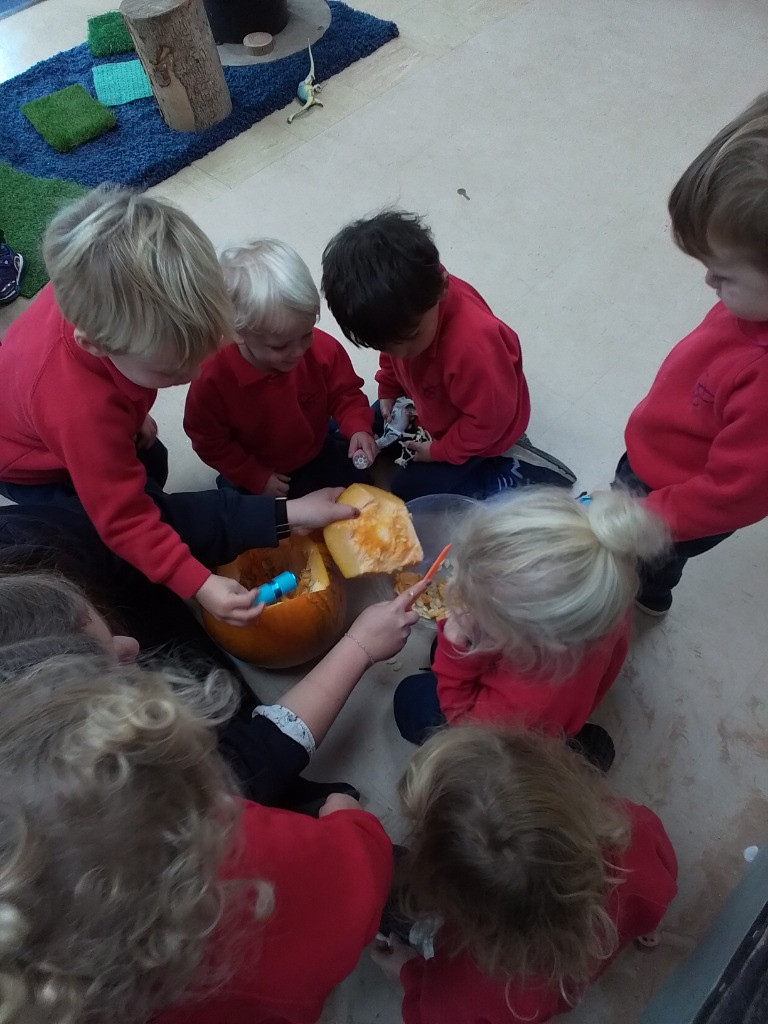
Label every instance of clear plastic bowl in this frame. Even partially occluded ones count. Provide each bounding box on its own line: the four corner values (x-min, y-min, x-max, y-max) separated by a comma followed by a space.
402, 493, 480, 629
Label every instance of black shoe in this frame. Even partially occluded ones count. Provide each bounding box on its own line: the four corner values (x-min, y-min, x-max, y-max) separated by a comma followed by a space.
569, 723, 615, 773
634, 595, 670, 617
0, 243, 24, 305
510, 434, 577, 487
280, 777, 361, 817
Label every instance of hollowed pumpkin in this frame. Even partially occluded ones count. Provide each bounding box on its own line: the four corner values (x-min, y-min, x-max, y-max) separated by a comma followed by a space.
203, 534, 346, 668
323, 483, 423, 578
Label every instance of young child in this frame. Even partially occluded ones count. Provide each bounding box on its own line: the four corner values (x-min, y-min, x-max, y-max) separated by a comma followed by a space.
0, 653, 398, 1024
321, 210, 575, 501
616, 91, 768, 614
373, 724, 678, 1024
0, 190, 354, 628
0, 561, 424, 811
393, 488, 668, 755
184, 239, 376, 499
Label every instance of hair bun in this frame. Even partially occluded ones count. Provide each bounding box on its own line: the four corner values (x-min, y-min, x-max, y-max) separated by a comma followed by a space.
585, 490, 669, 561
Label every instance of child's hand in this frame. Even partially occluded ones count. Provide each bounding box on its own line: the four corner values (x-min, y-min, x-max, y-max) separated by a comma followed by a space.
379, 398, 394, 422
370, 934, 418, 979
286, 487, 360, 533
348, 431, 378, 466
265, 472, 291, 497
346, 580, 428, 663
318, 793, 361, 816
136, 414, 158, 449
194, 574, 264, 626
404, 439, 432, 463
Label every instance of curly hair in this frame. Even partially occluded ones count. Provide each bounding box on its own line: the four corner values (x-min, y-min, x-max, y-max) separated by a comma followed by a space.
397, 725, 631, 1001
447, 487, 669, 677
0, 654, 257, 1024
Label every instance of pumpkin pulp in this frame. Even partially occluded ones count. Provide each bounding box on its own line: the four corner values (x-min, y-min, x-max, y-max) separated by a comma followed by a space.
203, 535, 346, 668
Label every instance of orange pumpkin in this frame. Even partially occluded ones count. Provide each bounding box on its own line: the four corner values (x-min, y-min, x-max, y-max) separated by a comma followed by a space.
323, 483, 423, 578
203, 535, 347, 668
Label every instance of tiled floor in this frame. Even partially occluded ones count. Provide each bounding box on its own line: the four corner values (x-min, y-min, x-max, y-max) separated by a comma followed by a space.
3, 0, 768, 1020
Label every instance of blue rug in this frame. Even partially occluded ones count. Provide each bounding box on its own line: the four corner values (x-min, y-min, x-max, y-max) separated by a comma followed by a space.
0, 2, 397, 189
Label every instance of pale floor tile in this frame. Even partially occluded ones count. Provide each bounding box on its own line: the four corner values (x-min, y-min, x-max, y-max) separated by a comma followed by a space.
278, 76, 377, 141
333, 36, 436, 97
4, 0, 768, 1020
145, 165, 229, 209
190, 120, 303, 187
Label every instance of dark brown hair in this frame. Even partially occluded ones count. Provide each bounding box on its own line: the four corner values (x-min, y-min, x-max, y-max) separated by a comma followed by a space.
669, 92, 768, 269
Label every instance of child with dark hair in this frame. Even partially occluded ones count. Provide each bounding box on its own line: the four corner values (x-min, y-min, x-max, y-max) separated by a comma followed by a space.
615, 91, 768, 614
322, 211, 575, 501
373, 724, 677, 1024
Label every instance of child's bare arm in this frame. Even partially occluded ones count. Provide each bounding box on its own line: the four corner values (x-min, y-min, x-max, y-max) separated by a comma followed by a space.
276, 583, 426, 744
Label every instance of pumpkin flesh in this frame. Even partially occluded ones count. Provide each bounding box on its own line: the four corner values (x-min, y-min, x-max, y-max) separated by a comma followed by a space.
203, 536, 346, 668
323, 483, 423, 578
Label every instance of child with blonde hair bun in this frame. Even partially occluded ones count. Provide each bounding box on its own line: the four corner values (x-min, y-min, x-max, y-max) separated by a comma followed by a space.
373, 724, 677, 1023
393, 487, 669, 757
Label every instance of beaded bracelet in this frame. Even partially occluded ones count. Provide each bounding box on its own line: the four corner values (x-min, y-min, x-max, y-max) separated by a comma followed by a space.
343, 632, 375, 668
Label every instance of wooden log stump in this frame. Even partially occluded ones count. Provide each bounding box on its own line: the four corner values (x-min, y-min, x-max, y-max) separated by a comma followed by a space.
119, 0, 231, 133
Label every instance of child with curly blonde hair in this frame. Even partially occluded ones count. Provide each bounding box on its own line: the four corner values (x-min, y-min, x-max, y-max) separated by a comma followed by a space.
373, 724, 677, 1023
0, 653, 399, 1024
393, 487, 669, 757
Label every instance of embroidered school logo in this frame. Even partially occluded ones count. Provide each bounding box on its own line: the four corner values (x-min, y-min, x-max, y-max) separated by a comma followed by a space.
691, 378, 715, 407
422, 385, 438, 399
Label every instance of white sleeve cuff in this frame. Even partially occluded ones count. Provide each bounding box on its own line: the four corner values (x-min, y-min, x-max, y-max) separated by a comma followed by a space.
253, 704, 316, 756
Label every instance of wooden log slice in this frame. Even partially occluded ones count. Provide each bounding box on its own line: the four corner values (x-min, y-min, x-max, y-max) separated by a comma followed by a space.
243, 31, 274, 55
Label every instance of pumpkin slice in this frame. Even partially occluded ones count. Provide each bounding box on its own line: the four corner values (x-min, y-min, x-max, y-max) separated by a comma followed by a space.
203, 535, 346, 668
323, 483, 423, 578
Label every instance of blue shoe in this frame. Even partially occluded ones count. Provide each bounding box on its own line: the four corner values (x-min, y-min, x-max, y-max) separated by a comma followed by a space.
483, 457, 526, 497
0, 243, 24, 305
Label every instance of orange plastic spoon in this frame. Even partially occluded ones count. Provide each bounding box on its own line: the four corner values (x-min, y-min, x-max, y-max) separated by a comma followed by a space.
406, 543, 452, 610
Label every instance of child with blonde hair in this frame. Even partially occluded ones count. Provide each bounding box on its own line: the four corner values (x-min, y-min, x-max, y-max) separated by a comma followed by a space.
0, 190, 354, 628
184, 238, 376, 499
615, 90, 768, 614
393, 487, 669, 755
373, 724, 677, 1023
0, 652, 402, 1024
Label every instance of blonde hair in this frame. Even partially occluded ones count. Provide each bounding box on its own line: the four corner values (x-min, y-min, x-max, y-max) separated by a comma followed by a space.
669, 91, 768, 270
449, 487, 669, 676
398, 724, 631, 998
220, 239, 320, 335
0, 655, 259, 1024
44, 187, 233, 364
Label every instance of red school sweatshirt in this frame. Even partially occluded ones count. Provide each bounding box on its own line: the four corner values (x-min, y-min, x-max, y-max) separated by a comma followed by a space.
0, 285, 209, 598
374, 274, 530, 465
184, 330, 373, 494
400, 802, 678, 1024
625, 302, 768, 541
154, 802, 394, 1024
432, 615, 631, 736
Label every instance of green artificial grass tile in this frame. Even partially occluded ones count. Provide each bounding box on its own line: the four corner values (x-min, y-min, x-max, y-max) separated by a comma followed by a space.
0, 163, 89, 298
22, 84, 117, 153
87, 11, 134, 57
